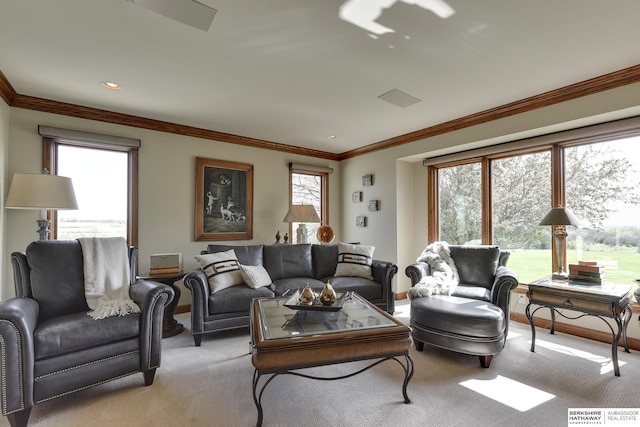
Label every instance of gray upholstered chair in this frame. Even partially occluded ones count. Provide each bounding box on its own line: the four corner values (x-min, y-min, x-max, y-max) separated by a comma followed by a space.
405, 245, 518, 368
0, 240, 174, 427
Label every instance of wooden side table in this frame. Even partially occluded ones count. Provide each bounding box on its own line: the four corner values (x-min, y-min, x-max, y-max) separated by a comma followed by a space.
139, 272, 185, 338
525, 277, 633, 376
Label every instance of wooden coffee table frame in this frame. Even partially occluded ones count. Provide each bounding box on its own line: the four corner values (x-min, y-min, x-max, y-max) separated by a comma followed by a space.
250, 294, 414, 427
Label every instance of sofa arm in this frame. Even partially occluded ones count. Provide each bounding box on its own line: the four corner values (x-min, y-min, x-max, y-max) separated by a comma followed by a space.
0, 298, 38, 415
182, 269, 209, 338
129, 280, 174, 370
405, 262, 431, 286
490, 266, 519, 314
371, 260, 398, 313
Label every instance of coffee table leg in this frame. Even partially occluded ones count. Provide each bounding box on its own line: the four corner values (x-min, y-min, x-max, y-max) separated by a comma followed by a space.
253, 370, 279, 427
402, 354, 415, 404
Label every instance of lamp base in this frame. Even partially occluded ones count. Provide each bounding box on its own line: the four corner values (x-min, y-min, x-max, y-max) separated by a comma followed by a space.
37, 219, 51, 241
552, 271, 568, 280
296, 223, 308, 244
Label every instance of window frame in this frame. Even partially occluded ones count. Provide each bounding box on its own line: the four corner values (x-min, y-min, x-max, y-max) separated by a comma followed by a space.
288, 166, 329, 242
42, 137, 139, 246
427, 119, 640, 275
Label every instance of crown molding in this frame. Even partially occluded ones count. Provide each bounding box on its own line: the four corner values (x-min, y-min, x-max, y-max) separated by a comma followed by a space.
3, 64, 640, 161
0, 69, 17, 105
338, 63, 640, 160
10, 94, 339, 161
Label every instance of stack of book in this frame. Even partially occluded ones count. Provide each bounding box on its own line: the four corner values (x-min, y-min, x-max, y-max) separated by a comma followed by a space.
568, 261, 605, 285
149, 253, 183, 277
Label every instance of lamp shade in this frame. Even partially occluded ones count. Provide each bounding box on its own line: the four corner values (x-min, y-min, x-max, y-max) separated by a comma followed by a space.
5, 173, 78, 210
283, 204, 321, 223
539, 207, 580, 226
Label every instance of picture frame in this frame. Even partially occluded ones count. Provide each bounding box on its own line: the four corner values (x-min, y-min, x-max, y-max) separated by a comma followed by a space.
356, 216, 367, 227
195, 157, 253, 241
362, 174, 373, 187
352, 191, 363, 202
367, 200, 379, 211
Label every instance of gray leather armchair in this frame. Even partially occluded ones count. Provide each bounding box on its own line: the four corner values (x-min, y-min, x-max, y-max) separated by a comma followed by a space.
0, 240, 174, 427
405, 245, 518, 367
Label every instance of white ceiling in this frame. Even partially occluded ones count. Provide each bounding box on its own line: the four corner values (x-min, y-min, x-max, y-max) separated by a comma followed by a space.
1, 0, 640, 155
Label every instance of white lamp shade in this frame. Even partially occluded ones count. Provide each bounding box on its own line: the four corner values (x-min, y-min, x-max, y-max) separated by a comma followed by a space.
5, 173, 78, 210
282, 204, 321, 223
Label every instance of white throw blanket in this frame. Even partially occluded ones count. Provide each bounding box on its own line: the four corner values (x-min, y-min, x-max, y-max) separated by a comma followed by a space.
408, 241, 460, 299
78, 237, 141, 319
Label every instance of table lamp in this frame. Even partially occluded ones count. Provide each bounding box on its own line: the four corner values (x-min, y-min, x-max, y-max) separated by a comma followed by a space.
5, 170, 78, 240
283, 204, 320, 244
539, 207, 581, 280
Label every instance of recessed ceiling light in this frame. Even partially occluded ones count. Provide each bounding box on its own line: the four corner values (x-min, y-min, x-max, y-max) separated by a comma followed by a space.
102, 81, 122, 91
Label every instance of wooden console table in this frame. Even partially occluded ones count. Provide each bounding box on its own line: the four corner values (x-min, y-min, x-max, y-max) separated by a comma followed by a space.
525, 277, 633, 376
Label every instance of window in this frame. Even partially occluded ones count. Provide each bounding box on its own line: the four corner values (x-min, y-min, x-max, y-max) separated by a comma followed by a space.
289, 165, 330, 244
427, 121, 640, 288
42, 130, 139, 245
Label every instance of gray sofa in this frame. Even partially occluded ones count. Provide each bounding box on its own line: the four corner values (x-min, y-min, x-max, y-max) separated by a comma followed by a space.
183, 243, 398, 346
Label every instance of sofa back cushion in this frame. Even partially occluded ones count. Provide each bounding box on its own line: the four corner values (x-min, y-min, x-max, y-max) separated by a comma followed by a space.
25, 240, 90, 322
205, 244, 264, 266
449, 245, 500, 289
263, 244, 313, 281
312, 244, 339, 279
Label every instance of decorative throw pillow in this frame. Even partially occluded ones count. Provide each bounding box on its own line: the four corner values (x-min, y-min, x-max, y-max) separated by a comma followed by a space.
239, 264, 272, 289
194, 250, 244, 293
334, 242, 374, 280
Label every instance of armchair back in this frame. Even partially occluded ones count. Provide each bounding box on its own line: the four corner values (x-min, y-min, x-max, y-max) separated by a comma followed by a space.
449, 245, 502, 289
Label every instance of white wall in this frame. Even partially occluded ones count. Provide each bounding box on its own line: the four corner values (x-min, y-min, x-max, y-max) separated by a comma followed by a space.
3, 108, 340, 304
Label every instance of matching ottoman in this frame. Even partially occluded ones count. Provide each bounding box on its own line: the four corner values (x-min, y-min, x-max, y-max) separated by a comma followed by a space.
410, 295, 506, 368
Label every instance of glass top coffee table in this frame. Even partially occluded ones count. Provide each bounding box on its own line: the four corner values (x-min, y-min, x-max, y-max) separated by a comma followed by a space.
250, 291, 413, 427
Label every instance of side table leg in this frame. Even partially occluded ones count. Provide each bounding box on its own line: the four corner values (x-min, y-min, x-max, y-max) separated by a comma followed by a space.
549, 307, 556, 335
621, 306, 633, 353
611, 316, 625, 377
160, 279, 184, 338
526, 303, 536, 352
402, 354, 415, 404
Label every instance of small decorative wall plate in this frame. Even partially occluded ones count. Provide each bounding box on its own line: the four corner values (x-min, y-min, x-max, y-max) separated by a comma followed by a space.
356, 216, 367, 227
368, 200, 379, 211
362, 174, 373, 187
352, 191, 362, 202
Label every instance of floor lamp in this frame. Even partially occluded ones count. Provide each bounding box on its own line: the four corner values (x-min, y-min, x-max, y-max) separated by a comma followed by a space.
539, 207, 581, 280
5, 170, 78, 240
283, 204, 321, 244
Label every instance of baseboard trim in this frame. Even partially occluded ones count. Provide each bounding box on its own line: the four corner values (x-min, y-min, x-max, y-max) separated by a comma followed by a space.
176, 304, 191, 314
395, 291, 408, 300
510, 311, 640, 351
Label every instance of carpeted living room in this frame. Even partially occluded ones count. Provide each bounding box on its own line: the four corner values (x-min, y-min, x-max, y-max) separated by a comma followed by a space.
2, 1, 640, 427
11, 305, 640, 427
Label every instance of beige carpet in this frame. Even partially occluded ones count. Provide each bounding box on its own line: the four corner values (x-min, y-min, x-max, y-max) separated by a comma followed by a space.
6, 302, 640, 427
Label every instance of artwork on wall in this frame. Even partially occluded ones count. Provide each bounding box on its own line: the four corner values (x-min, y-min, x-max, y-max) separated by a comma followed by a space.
367, 200, 379, 211
195, 157, 253, 241
352, 191, 363, 202
356, 216, 367, 227
362, 174, 373, 187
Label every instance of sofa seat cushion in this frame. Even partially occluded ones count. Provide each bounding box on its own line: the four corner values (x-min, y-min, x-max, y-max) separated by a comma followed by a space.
208, 284, 274, 315
325, 276, 382, 301
34, 311, 140, 360
410, 295, 504, 338
451, 285, 491, 301
272, 278, 325, 296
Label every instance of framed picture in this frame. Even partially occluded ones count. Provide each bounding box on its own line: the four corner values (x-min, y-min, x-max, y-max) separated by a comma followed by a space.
362, 174, 373, 187
195, 157, 253, 241
367, 200, 379, 211
352, 191, 362, 202
356, 216, 367, 227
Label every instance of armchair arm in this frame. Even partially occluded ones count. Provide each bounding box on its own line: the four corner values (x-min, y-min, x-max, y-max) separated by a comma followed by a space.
405, 262, 431, 286
182, 269, 209, 337
0, 298, 38, 415
490, 266, 519, 314
371, 260, 398, 313
129, 280, 174, 370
